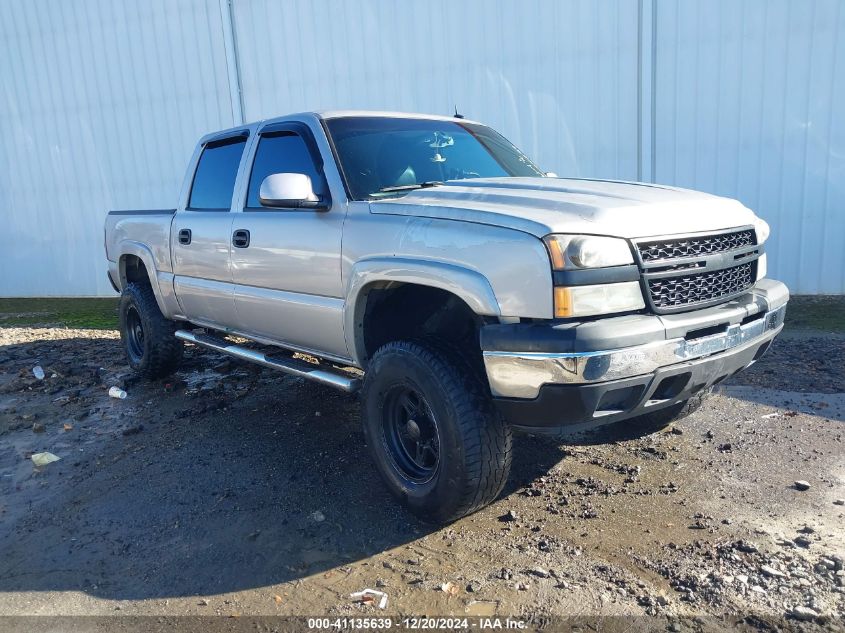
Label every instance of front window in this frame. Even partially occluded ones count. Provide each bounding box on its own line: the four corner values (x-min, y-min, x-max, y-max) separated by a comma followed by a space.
324, 117, 543, 200
246, 132, 328, 208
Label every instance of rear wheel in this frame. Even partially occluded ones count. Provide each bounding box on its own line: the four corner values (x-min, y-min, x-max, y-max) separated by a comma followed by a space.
361, 340, 512, 523
118, 282, 183, 379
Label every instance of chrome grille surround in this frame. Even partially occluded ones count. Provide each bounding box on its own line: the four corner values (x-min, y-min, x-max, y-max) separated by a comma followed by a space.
633, 226, 762, 314
637, 229, 755, 262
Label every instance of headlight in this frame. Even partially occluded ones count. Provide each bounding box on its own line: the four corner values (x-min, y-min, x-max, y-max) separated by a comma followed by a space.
554, 282, 644, 318
544, 235, 634, 270
753, 217, 770, 243
543, 234, 643, 318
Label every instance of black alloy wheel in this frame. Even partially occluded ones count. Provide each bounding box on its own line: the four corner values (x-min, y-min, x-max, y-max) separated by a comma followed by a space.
381, 385, 440, 483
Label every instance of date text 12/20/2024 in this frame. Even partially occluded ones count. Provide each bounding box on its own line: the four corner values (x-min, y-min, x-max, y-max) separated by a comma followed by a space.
307, 617, 527, 629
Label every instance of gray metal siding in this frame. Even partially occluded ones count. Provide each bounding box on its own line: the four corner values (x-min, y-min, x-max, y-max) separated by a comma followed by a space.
233, 0, 640, 181
653, 0, 845, 294
0, 0, 842, 295
0, 0, 233, 296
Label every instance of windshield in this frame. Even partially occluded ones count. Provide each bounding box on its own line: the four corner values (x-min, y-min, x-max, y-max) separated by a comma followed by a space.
324, 117, 544, 200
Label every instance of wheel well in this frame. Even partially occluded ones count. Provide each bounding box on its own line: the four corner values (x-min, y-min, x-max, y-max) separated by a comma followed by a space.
120, 255, 151, 288
358, 283, 487, 369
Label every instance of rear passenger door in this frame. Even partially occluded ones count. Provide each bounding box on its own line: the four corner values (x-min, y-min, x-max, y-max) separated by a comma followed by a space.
230, 121, 348, 360
171, 132, 249, 329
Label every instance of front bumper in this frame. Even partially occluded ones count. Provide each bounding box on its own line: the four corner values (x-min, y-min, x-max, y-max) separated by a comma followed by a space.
482, 279, 788, 431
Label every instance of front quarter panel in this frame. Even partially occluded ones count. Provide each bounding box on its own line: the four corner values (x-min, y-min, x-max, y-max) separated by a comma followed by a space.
343, 206, 553, 364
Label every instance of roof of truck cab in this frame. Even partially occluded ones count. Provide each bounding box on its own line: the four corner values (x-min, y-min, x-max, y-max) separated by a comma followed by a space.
313, 110, 483, 125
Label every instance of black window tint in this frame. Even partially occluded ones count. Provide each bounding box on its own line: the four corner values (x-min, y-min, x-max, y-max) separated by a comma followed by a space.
188, 137, 247, 210
247, 133, 326, 208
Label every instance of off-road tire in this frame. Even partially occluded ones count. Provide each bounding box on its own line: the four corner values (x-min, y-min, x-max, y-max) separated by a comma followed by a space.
634, 387, 714, 427
118, 282, 183, 379
361, 340, 512, 523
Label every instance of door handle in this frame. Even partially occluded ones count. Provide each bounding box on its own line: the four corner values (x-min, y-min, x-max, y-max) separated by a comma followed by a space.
232, 229, 250, 248
178, 229, 191, 245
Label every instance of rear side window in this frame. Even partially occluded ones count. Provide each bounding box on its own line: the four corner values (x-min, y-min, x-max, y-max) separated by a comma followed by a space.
246, 132, 327, 208
188, 137, 247, 210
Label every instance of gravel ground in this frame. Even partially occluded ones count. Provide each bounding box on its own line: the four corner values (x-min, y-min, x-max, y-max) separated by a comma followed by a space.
0, 326, 843, 631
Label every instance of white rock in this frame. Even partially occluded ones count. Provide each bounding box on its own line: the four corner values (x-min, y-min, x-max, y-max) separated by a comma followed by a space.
761, 565, 787, 579
789, 606, 819, 621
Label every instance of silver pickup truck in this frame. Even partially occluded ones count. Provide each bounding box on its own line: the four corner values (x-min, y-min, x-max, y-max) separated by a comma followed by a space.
104, 111, 789, 522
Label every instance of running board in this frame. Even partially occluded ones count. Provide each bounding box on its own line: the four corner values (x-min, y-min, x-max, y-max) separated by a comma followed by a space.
174, 330, 361, 393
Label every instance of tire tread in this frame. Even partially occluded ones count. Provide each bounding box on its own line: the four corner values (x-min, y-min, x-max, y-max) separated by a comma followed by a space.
119, 282, 182, 379
363, 340, 512, 523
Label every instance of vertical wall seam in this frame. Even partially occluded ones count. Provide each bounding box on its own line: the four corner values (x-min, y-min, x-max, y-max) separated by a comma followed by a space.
219, 0, 244, 125
650, 0, 657, 184
638, 0, 656, 183
637, 0, 643, 182
820, 0, 842, 291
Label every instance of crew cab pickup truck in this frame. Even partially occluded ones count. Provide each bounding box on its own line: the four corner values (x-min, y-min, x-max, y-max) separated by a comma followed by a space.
105, 111, 789, 522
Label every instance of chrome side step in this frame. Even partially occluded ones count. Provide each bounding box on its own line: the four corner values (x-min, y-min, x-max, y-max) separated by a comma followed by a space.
175, 330, 361, 393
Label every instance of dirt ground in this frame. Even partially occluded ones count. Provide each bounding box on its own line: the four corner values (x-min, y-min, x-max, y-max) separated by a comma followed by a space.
0, 317, 843, 631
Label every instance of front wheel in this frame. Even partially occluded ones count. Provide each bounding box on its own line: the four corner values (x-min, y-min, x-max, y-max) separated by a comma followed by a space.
118, 282, 183, 379
361, 340, 512, 523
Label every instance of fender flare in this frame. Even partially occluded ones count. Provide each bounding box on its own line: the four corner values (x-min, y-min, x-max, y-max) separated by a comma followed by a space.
344, 257, 501, 365
117, 241, 169, 315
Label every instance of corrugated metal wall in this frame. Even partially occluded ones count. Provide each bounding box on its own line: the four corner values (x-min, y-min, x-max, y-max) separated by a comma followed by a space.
233, 0, 640, 180
1, 0, 842, 296
653, 0, 845, 294
0, 0, 234, 296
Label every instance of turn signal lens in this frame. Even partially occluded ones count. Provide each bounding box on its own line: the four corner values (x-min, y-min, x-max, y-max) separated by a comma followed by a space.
553, 287, 573, 317
547, 237, 567, 270
553, 281, 645, 318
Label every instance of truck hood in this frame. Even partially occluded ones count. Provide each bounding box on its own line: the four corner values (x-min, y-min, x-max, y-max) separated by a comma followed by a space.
369, 177, 757, 238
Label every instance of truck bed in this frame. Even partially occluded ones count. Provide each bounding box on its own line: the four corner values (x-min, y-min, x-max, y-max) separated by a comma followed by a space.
104, 209, 175, 271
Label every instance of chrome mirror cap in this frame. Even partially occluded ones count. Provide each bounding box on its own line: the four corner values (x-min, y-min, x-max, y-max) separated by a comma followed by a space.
259, 173, 321, 208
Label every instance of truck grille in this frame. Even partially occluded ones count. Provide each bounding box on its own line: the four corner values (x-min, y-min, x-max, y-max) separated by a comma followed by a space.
637, 229, 755, 262
634, 226, 762, 313
647, 262, 755, 309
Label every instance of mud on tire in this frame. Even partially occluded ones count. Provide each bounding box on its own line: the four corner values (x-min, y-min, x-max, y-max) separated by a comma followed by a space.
118, 282, 183, 379
361, 340, 512, 524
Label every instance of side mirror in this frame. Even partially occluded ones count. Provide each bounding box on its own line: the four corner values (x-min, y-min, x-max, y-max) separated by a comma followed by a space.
259, 173, 327, 209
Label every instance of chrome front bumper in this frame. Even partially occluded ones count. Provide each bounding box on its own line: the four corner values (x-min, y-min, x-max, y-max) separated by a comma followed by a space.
484, 303, 786, 399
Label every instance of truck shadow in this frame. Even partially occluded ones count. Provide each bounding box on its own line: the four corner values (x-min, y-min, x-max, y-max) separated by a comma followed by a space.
0, 335, 564, 601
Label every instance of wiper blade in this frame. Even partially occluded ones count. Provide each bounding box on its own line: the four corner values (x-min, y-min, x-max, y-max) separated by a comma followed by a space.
377, 181, 443, 193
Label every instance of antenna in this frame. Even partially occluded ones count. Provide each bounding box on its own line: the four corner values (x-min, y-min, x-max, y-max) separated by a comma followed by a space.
453, 106, 464, 119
